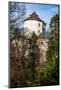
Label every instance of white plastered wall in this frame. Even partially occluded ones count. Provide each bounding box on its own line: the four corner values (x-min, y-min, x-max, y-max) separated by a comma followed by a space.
24, 20, 43, 36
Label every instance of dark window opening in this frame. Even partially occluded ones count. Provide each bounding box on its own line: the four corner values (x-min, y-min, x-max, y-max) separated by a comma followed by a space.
39, 23, 40, 27
41, 42, 43, 45
38, 30, 40, 33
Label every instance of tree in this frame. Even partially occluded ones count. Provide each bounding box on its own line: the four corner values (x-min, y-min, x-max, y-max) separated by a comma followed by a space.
25, 32, 41, 86
10, 28, 27, 87
45, 14, 59, 85
9, 2, 26, 39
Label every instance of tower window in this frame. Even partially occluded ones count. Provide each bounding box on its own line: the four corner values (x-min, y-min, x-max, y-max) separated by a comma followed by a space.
39, 23, 40, 27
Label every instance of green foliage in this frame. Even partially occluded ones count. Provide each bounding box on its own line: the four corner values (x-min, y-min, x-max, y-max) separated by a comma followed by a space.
45, 14, 59, 85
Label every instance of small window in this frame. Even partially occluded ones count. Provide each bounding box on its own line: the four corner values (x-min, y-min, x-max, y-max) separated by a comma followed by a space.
41, 42, 43, 45
38, 30, 40, 33
39, 23, 40, 27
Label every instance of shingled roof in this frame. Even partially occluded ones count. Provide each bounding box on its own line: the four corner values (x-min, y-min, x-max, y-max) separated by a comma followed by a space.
24, 11, 46, 25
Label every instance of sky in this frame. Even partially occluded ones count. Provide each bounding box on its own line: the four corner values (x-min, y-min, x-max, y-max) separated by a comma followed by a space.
24, 3, 59, 31
9, 2, 59, 31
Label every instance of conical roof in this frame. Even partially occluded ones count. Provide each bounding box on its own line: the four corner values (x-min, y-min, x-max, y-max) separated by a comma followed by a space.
24, 11, 46, 25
